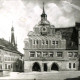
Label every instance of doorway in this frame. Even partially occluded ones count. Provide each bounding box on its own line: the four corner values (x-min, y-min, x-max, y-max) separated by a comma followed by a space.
32, 62, 41, 72
43, 63, 47, 71
51, 63, 59, 71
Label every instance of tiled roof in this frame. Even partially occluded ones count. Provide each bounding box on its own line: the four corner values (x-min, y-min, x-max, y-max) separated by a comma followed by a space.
55, 26, 78, 50
0, 38, 23, 56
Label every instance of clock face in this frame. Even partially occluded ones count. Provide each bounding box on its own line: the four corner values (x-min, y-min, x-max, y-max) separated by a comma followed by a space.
40, 26, 48, 36
42, 27, 47, 31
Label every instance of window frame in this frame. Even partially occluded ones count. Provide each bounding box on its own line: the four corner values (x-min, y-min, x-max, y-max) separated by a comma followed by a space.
29, 51, 35, 57
57, 52, 63, 57
68, 52, 73, 58
69, 63, 71, 68
49, 52, 54, 57
42, 39, 45, 45
45, 40, 48, 45
43, 52, 48, 57
74, 52, 78, 57
52, 40, 55, 45
73, 63, 75, 68
36, 51, 41, 57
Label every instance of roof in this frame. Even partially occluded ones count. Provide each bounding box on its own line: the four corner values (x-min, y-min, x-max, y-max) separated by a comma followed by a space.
0, 38, 23, 56
55, 26, 78, 50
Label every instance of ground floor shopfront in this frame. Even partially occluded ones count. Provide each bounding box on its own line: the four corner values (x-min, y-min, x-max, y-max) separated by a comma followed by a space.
24, 60, 78, 72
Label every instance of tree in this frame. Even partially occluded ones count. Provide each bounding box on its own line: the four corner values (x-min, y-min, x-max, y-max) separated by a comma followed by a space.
13, 58, 24, 72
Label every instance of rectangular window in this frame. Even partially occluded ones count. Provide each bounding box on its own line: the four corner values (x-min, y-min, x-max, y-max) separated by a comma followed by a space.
33, 40, 35, 45
68, 52, 73, 57
8, 65, 10, 69
5, 64, 7, 69
36, 40, 38, 44
57, 52, 63, 57
49, 52, 54, 57
42, 40, 45, 45
74, 52, 78, 57
56, 41, 58, 44
52, 41, 55, 45
30, 51, 35, 57
43, 52, 48, 57
69, 63, 71, 68
73, 63, 75, 68
45, 40, 48, 45
37, 52, 41, 57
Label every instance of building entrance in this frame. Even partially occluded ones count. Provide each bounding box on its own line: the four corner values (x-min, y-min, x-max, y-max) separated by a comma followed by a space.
51, 63, 59, 71
43, 63, 47, 71
32, 62, 41, 72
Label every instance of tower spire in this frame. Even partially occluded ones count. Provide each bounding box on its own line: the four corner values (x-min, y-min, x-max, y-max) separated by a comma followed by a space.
11, 21, 17, 49
11, 25, 15, 46
43, 2, 45, 14
41, 2, 47, 20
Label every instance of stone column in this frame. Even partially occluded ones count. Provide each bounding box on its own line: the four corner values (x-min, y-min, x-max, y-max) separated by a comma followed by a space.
41, 62, 44, 72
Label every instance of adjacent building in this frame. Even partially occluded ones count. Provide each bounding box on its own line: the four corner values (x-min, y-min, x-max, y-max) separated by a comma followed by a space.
0, 26, 23, 71
24, 4, 79, 72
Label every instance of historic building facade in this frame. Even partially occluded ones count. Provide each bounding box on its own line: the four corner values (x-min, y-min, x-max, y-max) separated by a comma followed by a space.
0, 26, 23, 71
24, 4, 78, 72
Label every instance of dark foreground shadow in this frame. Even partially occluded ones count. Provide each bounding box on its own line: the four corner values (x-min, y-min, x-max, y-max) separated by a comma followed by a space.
65, 76, 80, 80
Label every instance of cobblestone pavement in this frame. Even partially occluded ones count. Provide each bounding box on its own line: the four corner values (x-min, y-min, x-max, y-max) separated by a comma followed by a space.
0, 71, 80, 80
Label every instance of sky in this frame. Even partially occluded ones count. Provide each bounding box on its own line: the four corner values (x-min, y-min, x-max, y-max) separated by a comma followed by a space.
0, 0, 80, 53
